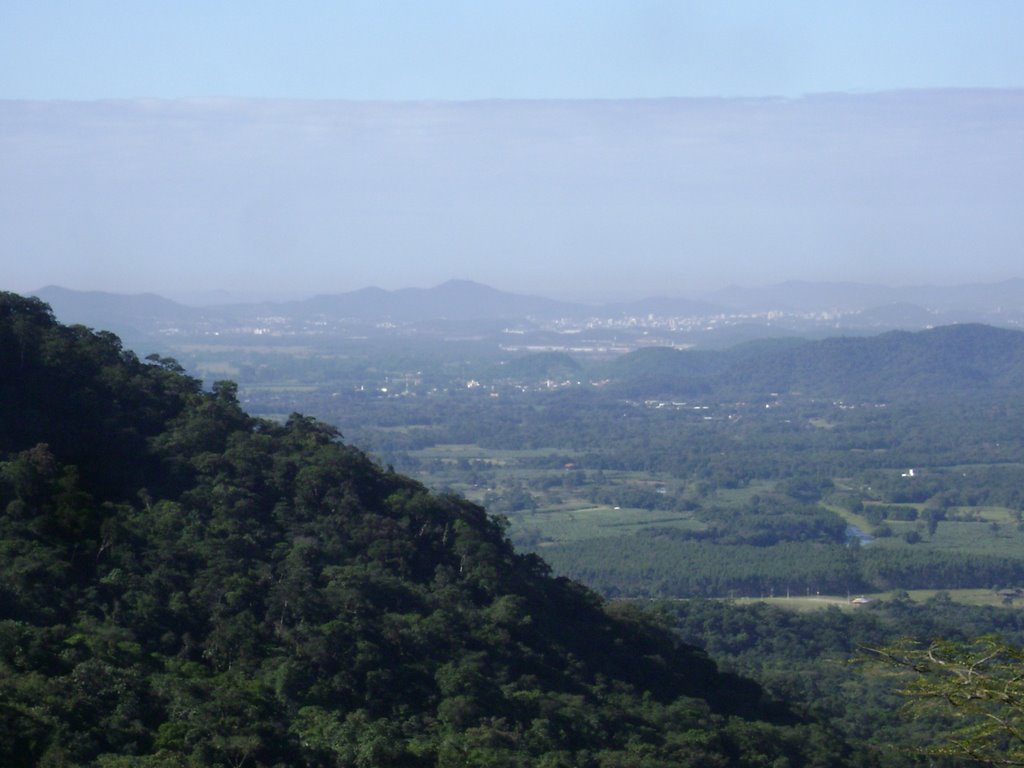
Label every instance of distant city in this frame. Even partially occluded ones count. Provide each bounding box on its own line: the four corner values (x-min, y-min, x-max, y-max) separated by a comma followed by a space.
31, 277, 1024, 358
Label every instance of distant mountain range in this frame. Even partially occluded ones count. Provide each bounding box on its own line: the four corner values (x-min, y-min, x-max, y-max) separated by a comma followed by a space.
292, 280, 584, 322
33, 281, 585, 330
30, 278, 1024, 349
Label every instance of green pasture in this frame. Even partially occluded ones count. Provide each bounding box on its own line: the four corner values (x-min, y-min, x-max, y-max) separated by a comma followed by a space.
870, 518, 1024, 556
947, 505, 1019, 523
412, 443, 565, 460
726, 588, 1024, 611
709, 480, 778, 506
506, 504, 704, 544
726, 595, 861, 612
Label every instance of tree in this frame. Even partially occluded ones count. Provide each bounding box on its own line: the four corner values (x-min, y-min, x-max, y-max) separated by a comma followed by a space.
868, 637, 1024, 765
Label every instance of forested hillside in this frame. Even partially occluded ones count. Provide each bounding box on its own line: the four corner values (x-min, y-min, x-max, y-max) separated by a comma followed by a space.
0, 291, 862, 767
605, 324, 1024, 401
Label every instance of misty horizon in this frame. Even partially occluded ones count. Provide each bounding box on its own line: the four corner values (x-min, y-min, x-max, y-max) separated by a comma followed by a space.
4, 91, 1023, 303
20, 273, 1024, 310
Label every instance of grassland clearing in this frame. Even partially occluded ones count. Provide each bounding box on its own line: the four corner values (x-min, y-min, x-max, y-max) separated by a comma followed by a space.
506, 504, 704, 544
723, 588, 1024, 611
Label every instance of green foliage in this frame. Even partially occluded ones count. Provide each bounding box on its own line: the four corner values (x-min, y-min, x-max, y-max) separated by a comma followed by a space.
0, 292, 856, 766
673, 596, 1024, 766
868, 637, 1024, 765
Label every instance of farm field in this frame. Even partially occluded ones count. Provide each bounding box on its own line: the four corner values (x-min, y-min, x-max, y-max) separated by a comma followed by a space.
387, 438, 1024, 599
722, 588, 1024, 611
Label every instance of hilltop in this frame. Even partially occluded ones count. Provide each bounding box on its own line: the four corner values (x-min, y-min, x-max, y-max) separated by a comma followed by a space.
605, 323, 1024, 402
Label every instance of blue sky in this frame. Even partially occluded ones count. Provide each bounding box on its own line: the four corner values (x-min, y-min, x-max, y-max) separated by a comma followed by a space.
2, 2, 1024, 301
3, 1, 1024, 100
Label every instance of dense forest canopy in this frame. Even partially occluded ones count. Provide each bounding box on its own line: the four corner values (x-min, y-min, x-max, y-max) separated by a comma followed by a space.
1, 291, 869, 767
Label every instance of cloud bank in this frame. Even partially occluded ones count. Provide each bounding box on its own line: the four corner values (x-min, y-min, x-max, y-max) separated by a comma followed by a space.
2, 92, 1022, 300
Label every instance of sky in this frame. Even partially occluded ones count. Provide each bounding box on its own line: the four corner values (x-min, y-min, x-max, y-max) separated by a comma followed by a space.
2, 2, 1024, 301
